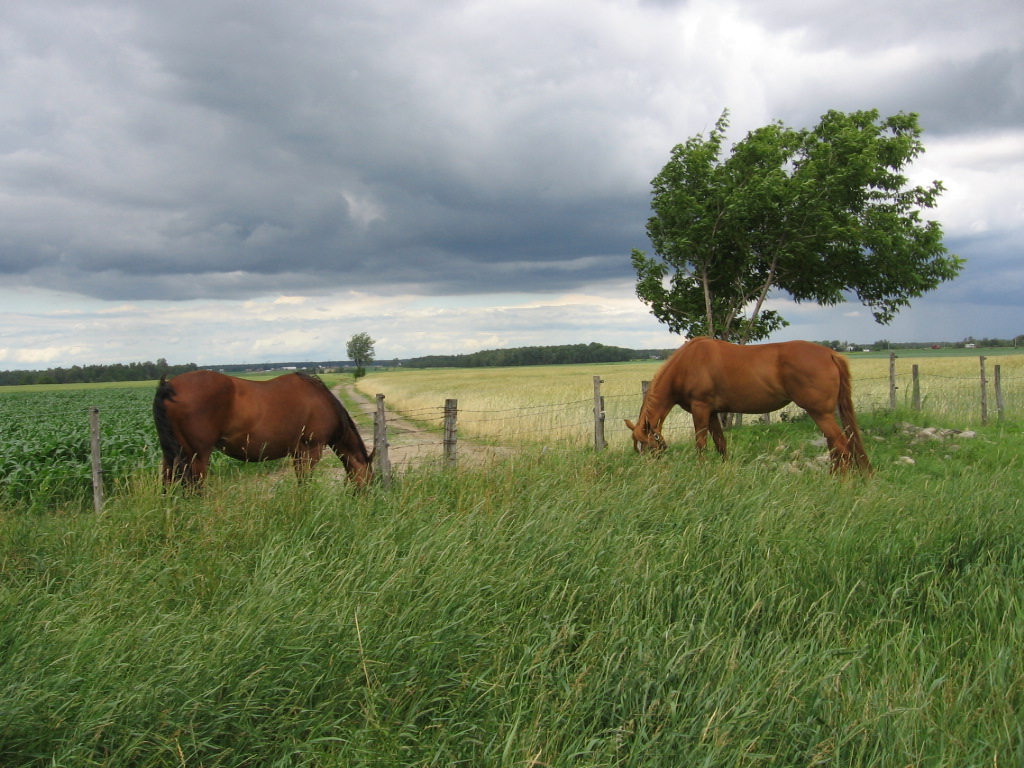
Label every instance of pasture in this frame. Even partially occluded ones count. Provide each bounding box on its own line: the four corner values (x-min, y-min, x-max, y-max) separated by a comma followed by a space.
1, 354, 1023, 766
356, 352, 1024, 447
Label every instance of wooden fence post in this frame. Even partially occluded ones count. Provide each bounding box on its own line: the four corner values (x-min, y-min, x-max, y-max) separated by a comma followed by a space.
889, 352, 898, 410
443, 398, 458, 468
593, 376, 606, 451
89, 407, 104, 513
912, 364, 921, 411
374, 394, 392, 487
979, 356, 988, 425
994, 364, 1004, 423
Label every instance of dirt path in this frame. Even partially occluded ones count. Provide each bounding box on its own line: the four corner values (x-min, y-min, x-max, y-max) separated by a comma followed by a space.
335, 383, 516, 474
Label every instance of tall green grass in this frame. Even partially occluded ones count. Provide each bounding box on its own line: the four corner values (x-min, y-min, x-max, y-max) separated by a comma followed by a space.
2, 414, 1022, 766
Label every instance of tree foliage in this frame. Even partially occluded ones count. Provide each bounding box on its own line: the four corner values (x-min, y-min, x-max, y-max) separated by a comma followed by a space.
632, 109, 964, 343
346, 332, 376, 377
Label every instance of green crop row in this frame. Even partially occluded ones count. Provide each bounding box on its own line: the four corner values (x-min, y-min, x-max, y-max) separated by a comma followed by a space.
0, 388, 159, 510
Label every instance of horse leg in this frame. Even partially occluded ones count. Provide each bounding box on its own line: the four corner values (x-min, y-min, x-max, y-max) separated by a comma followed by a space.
161, 456, 176, 486
165, 431, 209, 492
292, 444, 323, 482
808, 412, 852, 474
171, 415, 220, 492
708, 412, 728, 458
690, 405, 712, 460
186, 450, 213, 492
158, 429, 191, 488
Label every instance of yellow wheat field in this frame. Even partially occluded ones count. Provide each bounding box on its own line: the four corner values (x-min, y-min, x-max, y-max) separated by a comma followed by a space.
357, 352, 1024, 448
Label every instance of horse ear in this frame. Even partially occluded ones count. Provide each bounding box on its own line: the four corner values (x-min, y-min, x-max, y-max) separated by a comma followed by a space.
624, 419, 636, 430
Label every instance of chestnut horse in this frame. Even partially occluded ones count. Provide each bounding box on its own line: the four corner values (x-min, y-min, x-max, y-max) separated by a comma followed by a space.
625, 337, 871, 473
153, 370, 374, 490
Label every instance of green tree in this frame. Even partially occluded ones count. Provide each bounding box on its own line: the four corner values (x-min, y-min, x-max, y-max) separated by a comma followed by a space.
346, 332, 376, 378
631, 109, 964, 344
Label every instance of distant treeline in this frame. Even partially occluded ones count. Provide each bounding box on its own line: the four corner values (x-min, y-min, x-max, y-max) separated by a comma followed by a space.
4, 334, 1022, 385
816, 335, 1023, 352
214, 362, 346, 374
0, 359, 198, 387
402, 343, 666, 369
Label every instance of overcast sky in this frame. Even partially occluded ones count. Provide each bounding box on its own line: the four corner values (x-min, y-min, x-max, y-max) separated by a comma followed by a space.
2, 0, 1022, 369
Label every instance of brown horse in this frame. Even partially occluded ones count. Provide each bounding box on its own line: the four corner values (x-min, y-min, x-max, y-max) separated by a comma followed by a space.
153, 370, 374, 490
625, 337, 871, 473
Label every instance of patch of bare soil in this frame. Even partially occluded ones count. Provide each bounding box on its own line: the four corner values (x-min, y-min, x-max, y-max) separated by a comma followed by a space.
335, 383, 517, 474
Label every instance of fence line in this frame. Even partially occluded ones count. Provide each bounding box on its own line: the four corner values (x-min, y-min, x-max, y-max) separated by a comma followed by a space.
366, 356, 1021, 484
2, 358, 1021, 507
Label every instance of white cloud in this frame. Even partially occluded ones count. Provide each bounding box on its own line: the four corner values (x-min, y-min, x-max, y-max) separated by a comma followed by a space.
0, 285, 686, 367
911, 132, 1024, 236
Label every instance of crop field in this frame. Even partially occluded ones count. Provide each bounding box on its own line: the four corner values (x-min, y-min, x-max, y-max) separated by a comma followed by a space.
0, 385, 159, 510
1, 355, 1023, 766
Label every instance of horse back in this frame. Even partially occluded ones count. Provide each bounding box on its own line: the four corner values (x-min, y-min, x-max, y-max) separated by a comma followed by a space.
670, 337, 840, 413
227, 373, 341, 445
166, 369, 236, 407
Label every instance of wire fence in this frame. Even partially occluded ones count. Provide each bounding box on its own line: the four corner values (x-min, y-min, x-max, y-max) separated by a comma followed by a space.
1, 355, 1021, 510
367, 356, 1022, 483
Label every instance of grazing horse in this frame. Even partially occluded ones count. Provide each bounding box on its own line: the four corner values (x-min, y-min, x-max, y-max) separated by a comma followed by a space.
153, 370, 374, 490
625, 337, 871, 473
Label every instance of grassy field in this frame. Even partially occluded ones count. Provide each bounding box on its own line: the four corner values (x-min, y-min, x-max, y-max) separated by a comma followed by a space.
2, 413, 1022, 766
2, 356, 1023, 766
356, 352, 1024, 448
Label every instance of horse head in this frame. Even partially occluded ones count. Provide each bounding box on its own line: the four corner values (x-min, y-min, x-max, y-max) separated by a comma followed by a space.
338, 445, 376, 488
624, 418, 667, 455
352, 447, 376, 488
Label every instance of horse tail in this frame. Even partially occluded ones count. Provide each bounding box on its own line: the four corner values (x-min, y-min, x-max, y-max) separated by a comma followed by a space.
833, 353, 872, 473
153, 375, 193, 485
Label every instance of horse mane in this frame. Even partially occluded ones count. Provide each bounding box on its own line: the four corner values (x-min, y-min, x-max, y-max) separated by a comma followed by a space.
295, 372, 371, 462
640, 372, 664, 426
642, 341, 691, 427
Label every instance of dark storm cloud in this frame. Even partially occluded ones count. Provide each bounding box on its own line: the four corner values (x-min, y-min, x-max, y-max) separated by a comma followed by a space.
2, 0, 670, 301
1, 0, 1021, 306
739, 0, 1023, 53
770, 46, 1024, 139
741, 0, 1024, 136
